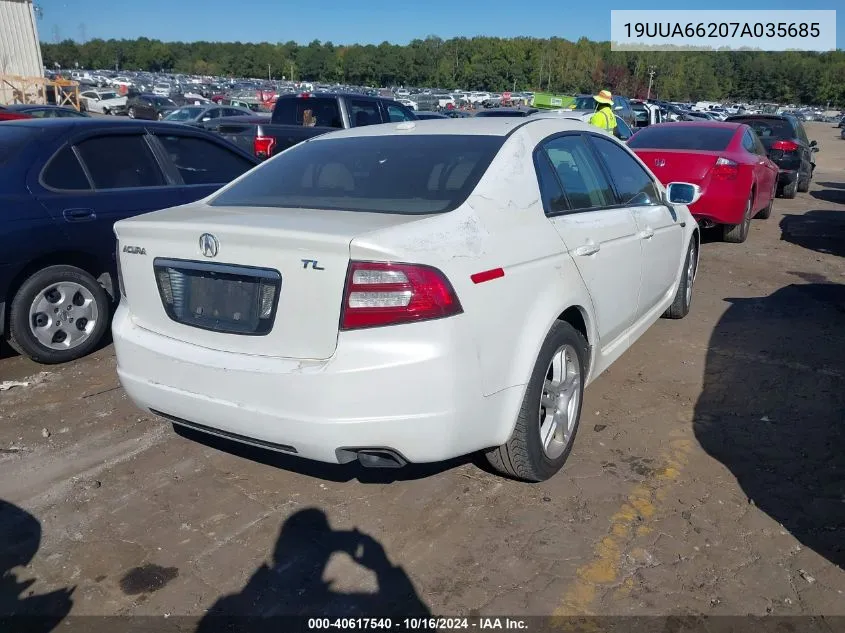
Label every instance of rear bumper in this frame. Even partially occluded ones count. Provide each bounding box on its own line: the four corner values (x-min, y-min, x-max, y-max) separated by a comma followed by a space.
688, 191, 748, 225
112, 304, 521, 465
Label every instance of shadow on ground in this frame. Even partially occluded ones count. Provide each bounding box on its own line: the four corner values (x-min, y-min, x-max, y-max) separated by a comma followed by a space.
193, 508, 430, 630
173, 425, 479, 484
779, 209, 845, 257
816, 182, 845, 191
0, 500, 73, 631
694, 284, 845, 570
810, 189, 845, 205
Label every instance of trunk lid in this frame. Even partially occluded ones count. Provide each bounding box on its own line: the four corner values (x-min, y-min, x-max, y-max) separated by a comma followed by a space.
116, 203, 424, 360
633, 149, 719, 185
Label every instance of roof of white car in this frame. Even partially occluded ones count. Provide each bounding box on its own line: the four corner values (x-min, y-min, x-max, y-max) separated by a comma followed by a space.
315, 116, 591, 140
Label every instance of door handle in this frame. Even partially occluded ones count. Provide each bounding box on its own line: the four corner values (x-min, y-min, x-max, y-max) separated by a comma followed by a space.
639, 228, 655, 240
574, 242, 600, 256
63, 208, 96, 222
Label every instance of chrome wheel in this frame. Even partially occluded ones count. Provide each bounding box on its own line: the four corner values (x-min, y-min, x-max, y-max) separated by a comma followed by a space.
685, 242, 697, 307
28, 282, 99, 351
539, 344, 581, 460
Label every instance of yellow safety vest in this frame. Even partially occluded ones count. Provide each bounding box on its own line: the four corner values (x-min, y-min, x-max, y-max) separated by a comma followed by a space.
589, 108, 616, 131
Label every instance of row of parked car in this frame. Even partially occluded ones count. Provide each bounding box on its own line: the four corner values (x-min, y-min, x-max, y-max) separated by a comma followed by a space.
0, 93, 821, 481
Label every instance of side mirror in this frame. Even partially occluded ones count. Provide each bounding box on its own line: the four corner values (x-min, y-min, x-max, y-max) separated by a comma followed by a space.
810, 139, 817, 146
666, 182, 703, 205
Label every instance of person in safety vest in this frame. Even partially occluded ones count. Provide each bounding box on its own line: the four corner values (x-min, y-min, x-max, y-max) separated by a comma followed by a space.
589, 89, 617, 133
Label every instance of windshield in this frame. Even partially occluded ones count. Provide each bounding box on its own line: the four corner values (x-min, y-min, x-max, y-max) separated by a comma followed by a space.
165, 107, 204, 121
99, 92, 118, 100
0, 126, 41, 164
211, 134, 505, 214
627, 125, 736, 151
574, 96, 597, 110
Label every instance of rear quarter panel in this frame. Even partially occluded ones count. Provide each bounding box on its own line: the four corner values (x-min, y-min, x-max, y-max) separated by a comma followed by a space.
348, 128, 597, 419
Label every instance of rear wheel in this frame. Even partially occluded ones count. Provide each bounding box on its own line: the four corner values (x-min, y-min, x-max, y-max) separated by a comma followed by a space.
8, 266, 110, 364
781, 178, 797, 199
662, 238, 697, 319
486, 321, 587, 482
723, 196, 752, 243
797, 173, 810, 193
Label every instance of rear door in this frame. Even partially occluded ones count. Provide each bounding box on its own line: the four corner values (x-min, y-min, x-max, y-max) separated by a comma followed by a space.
148, 130, 258, 203
538, 133, 642, 350
33, 130, 184, 264
742, 128, 777, 204
588, 133, 683, 319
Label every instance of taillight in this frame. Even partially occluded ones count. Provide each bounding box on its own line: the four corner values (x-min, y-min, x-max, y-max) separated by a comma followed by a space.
771, 140, 799, 152
254, 135, 276, 159
340, 261, 463, 330
712, 157, 739, 180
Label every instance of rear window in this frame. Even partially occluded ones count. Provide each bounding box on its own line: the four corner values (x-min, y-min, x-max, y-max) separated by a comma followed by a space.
731, 117, 796, 140
627, 126, 735, 151
210, 134, 505, 214
0, 126, 41, 164
271, 97, 342, 128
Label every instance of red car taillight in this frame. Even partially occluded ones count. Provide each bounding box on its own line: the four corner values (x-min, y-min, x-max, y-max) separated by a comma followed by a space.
771, 140, 799, 152
254, 135, 276, 159
340, 261, 463, 330
712, 157, 739, 180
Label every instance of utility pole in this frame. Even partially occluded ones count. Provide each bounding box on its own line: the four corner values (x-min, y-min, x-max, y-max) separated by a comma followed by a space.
646, 66, 656, 100
268, 64, 271, 80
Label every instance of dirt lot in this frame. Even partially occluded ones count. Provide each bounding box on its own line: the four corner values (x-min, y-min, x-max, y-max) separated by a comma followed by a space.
1, 122, 844, 626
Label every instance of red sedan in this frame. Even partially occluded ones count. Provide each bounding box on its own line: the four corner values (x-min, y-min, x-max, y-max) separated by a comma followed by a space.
628, 122, 778, 243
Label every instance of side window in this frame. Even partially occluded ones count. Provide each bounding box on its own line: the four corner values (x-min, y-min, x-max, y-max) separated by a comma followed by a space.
741, 130, 756, 154
348, 99, 380, 127
386, 103, 413, 122
223, 108, 242, 117
75, 135, 166, 189
155, 134, 255, 185
41, 146, 91, 191
534, 152, 569, 215
589, 136, 660, 206
796, 122, 809, 145
541, 135, 614, 210
27, 109, 47, 118
295, 99, 342, 128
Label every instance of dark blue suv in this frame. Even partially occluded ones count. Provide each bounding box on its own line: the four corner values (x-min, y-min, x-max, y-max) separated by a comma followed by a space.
0, 118, 258, 364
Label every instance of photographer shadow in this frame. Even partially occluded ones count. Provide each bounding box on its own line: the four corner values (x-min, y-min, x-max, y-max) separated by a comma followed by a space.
1, 500, 73, 632
196, 508, 430, 631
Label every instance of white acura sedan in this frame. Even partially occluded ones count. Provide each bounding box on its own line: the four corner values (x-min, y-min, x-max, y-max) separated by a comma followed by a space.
112, 118, 700, 481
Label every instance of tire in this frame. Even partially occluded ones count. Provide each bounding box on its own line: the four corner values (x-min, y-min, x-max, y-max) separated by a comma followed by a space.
486, 321, 587, 482
723, 196, 752, 243
797, 174, 810, 193
755, 183, 775, 219
781, 178, 797, 199
7, 265, 110, 364
662, 237, 697, 320
128, 107, 135, 119
102, 108, 110, 116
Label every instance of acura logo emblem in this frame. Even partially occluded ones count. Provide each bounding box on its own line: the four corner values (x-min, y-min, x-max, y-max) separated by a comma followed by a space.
199, 233, 219, 258
654, 158, 666, 167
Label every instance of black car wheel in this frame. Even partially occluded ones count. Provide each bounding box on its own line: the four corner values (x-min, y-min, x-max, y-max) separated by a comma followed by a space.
781, 178, 798, 199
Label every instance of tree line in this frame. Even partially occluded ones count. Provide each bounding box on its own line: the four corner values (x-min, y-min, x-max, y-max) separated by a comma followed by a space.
40, 36, 845, 106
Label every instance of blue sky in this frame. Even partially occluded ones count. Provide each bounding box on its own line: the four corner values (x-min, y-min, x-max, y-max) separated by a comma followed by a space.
36, 0, 841, 46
